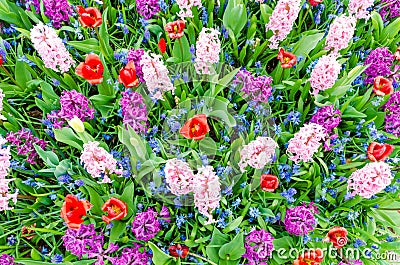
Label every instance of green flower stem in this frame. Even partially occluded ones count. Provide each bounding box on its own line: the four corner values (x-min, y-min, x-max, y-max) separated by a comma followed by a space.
188, 253, 218, 265
1, 65, 22, 89
17, 194, 36, 200
95, 27, 106, 58
178, 38, 184, 62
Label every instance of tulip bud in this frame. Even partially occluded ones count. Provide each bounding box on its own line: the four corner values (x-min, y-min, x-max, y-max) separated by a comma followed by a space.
68, 116, 85, 133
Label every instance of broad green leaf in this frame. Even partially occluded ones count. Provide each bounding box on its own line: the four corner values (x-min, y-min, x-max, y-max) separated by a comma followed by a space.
148, 241, 174, 265
218, 232, 245, 260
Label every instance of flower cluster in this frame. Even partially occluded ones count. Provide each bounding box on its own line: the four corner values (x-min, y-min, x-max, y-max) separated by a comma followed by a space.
234, 69, 273, 104
140, 51, 174, 100
164, 158, 195, 195
0, 254, 15, 265
348, 0, 374, 19
243, 229, 275, 265
6, 129, 47, 164
131, 208, 161, 241
108, 243, 150, 265
30, 23, 74, 73
194, 27, 221, 74
379, 0, 400, 21
31, 0, 72, 28
80, 141, 123, 183
309, 54, 341, 95
176, 0, 202, 19
47, 90, 95, 129
239, 136, 278, 172
324, 14, 356, 54
348, 162, 393, 198
309, 105, 342, 133
63, 223, 119, 264
265, 0, 302, 49
193, 166, 221, 224
287, 123, 327, 163
120, 90, 148, 133
126, 49, 145, 82
383, 91, 400, 137
284, 203, 318, 236
135, 0, 160, 19
363, 47, 394, 84
0, 136, 17, 211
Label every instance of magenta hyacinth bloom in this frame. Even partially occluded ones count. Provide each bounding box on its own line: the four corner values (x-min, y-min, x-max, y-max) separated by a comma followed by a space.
284, 203, 318, 236
62, 224, 104, 259
31, 0, 72, 28
242, 229, 275, 265
108, 243, 150, 265
383, 91, 400, 137
364, 47, 395, 84
120, 90, 148, 133
135, 0, 160, 19
47, 90, 95, 129
309, 105, 342, 133
131, 208, 161, 241
0, 254, 15, 265
234, 69, 273, 104
379, 0, 400, 22
6, 129, 47, 164
126, 49, 145, 82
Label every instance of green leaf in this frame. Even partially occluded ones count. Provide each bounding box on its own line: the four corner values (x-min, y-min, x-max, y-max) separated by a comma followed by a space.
84, 186, 104, 215
222, 216, 243, 233
206, 228, 230, 263
380, 17, 400, 41
33, 144, 59, 168
98, 8, 113, 61
109, 221, 125, 242
120, 181, 135, 218
30, 249, 42, 261
68, 38, 100, 53
148, 241, 174, 265
218, 232, 246, 260
292, 32, 324, 70
342, 106, 367, 118
54, 159, 72, 178
222, 0, 247, 36
54, 127, 83, 150
172, 35, 191, 62
15, 45, 32, 87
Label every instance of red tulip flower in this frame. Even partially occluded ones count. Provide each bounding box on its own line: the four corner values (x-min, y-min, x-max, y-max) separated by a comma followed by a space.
294, 249, 324, 265
165, 20, 186, 39
60, 194, 92, 229
101, 197, 128, 224
77, 6, 102, 28
373, 76, 394, 96
21, 224, 36, 240
277, 48, 297, 68
367, 142, 394, 162
75, 54, 104, 85
0, 54, 3, 65
158, 38, 167, 53
118, 61, 139, 88
309, 0, 323, 6
323, 227, 348, 249
260, 174, 279, 192
180, 114, 210, 141
169, 244, 189, 258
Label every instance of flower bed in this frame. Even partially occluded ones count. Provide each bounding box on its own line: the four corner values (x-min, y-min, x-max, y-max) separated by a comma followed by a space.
0, 0, 399, 264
